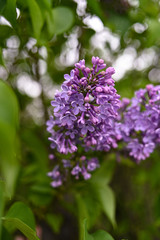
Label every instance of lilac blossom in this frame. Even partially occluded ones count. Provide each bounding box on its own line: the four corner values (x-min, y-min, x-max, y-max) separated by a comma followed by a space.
48, 165, 63, 188
71, 156, 99, 180
47, 57, 120, 187
117, 84, 160, 162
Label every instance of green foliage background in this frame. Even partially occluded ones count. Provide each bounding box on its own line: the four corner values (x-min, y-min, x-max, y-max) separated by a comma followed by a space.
0, 0, 160, 239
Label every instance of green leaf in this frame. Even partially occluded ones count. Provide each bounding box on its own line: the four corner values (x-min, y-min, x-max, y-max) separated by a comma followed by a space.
76, 189, 101, 240
76, 193, 89, 240
28, 181, 53, 207
6, 202, 36, 231
0, 48, 4, 66
87, 0, 104, 21
45, 12, 55, 37
76, 193, 89, 221
83, 219, 114, 240
46, 213, 63, 233
0, 81, 19, 196
1, 227, 12, 240
91, 157, 115, 185
2, 0, 17, 28
0, 0, 6, 14
96, 185, 116, 228
147, 18, 160, 46
0, 121, 19, 197
106, 13, 131, 34
3, 218, 39, 240
83, 219, 94, 240
75, 185, 101, 229
78, 161, 115, 229
27, 0, 44, 39
0, 181, 5, 240
21, 130, 48, 171
92, 230, 114, 240
129, 8, 146, 22
0, 25, 13, 47
3, 202, 39, 240
48, 7, 74, 35
0, 81, 19, 128
37, 0, 51, 12
139, 0, 159, 17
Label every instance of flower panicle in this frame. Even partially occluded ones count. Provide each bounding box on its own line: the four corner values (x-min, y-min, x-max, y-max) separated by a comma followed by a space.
116, 84, 160, 163
47, 56, 120, 187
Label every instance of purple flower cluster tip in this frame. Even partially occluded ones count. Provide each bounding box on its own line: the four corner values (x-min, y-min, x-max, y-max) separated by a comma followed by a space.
48, 156, 100, 188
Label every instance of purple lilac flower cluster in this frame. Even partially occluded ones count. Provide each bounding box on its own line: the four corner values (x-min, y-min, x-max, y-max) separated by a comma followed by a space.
117, 84, 160, 163
47, 57, 120, 187
48, 156, 99, 187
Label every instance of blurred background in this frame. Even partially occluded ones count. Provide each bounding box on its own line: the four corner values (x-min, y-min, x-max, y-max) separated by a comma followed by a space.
0, 0, 160, 239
